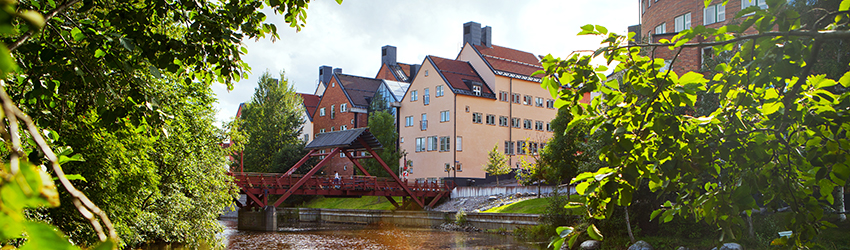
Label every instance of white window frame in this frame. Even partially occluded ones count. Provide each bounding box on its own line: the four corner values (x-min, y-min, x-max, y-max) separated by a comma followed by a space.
704, 3, 725, 25
405, 116, 413, 127
674, 13, 691, 32
741, 0, 768, 10
341, 125, 347, 130
456, 136, 462, 151
472, 112, 482, 124
319, 107, 325, 116
654, 23, 666, 34
440, 110, 450, 122
436, 85, 444, 97
472, 85, 481, 96
340, 103, 348, 112
411, 90, 418, 101
423, 88, 430, 105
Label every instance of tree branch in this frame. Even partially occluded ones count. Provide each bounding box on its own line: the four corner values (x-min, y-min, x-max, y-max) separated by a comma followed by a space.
626, 30, 850, 49
8, 0, 83, 52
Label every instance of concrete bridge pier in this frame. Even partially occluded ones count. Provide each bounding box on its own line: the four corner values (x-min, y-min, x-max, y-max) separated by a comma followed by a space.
237, 206, 277, 231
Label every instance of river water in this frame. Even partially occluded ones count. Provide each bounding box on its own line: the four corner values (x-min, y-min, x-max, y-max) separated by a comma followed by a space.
220, 219, 544, 250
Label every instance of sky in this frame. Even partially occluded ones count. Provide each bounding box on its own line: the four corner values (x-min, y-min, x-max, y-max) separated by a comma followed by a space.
211, 0, 640, 124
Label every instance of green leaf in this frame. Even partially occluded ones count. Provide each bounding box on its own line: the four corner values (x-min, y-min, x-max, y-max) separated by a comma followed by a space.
90, 239, 117, 250
840, 0, 850, 11
0, 44, 19, 75
587, 224, 604, 241
94, 49, 106, 58
576, 181, 591, 195
20, 222, 78, 250
550, 237, 564, 250
762, 101, 784, 115
595, 25, 608, 34
557, 226, 575, 238
650, 209, 663, 221
71, 27, 84, 42
62, 174, 87, 182
838, 71, 850, 87
568, 233, 580, 248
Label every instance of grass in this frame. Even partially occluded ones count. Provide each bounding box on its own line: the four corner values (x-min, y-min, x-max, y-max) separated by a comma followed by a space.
299, 196, 401, 210
483, 196, 583, 214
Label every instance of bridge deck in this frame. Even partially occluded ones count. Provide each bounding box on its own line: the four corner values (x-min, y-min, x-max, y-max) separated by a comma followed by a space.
231, 172, 453, 207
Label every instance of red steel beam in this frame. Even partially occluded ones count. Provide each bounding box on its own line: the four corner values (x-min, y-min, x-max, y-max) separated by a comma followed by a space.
273, 147, 340, 207
283, 149, 317, 176
343, 150, 371, 176
359, 137, 424, 208
385, 196, 400, 209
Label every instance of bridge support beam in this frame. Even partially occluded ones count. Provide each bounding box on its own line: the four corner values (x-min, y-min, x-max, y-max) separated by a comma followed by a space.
237, 206, 278, 232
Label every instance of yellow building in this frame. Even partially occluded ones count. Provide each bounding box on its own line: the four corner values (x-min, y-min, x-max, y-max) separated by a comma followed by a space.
399, 22, 589, 181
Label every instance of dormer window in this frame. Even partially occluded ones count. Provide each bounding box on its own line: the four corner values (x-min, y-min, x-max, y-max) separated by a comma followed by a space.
472, 85, 481, 96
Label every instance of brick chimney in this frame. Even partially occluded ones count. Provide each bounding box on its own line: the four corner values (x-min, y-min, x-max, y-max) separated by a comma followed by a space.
333, 68, 342, 75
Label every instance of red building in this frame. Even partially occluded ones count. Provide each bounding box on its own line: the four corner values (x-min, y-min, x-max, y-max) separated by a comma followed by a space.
639, 0, 772, 73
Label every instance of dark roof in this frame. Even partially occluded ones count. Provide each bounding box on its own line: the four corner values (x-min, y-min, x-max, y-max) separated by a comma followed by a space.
472, 44, 544, 79
300, 93, 320, 121
428, 56, 495, 99
336, 74, 383, 109
305, 127, 382, 150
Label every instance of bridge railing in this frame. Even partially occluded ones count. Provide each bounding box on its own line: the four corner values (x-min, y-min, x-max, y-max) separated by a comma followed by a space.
230, 172, 454, 192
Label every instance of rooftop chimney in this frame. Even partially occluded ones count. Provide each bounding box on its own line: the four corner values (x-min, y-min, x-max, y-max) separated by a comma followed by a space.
382, 45, 397, 66
319, 65, 332, 85
463, 22, 482, 46
333, 68, 342, 75
409, 64, 420, 82
481, 26, 492, 47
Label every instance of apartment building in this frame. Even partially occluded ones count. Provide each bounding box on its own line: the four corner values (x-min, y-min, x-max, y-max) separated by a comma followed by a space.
299, 93, 319, 143
640, 0, 776, 73
399, 22, 590, 180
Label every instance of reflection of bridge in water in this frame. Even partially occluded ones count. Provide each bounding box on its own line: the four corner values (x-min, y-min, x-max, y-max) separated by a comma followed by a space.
231, 128, 454, 211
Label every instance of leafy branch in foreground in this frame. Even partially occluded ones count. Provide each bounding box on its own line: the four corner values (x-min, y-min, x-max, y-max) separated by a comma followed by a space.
540, 0, 850, 248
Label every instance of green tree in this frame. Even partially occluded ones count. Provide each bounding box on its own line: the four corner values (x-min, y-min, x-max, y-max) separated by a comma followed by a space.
537, 108, 589, 186
543, 1, 850, 248
0, 0, 340, 248
484, 144, 511, 185
361, 110, 401, 177
239, 70, 306, 173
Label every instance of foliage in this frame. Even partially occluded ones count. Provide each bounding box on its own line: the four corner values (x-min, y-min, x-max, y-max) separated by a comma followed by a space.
540, 0, 850, 247
537, 108, 589, 185
455, 208, 468, 225
238, 71, 307, 173
0, 0, 341, 248
361, 110, 401, 177
484, 144, 511, 185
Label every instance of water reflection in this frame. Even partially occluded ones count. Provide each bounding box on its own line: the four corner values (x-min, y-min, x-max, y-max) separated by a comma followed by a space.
220, 219, 542, 250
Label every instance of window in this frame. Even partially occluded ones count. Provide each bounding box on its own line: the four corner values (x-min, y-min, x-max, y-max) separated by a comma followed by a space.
423, 88, 430, 105
421, 113, 428, 130
456, 163, 462, 172
320, 107, 326, 116
535, 121, 544, 131
499, 116, 509, 127
330, 126, 334, 132
436, 85, 444, 97
415, 137, 426, 152
320, 149, 326, 160
504, 141, 514, 155
530, 142, 539, 155
411, 90, 418, 101
486, 114, 496, 125
320, 129, 326, 133
472, 85, 482, 96
426, 136, 438, 151
405, 116, 414, 127
535, 97, 544, 107
701, 47, 714, 66
517, 141, 526, 155
741, 0, 767, 10
472, 112, 482, 124
341, 103, 348, 112
499, 91, 509, 102
523, 119, 533, 130
674, 13, 691, 32
654, 23, 666, 34
546, 99, 555, 109
641, 0, 645, 14
440, 110, 450, 122
440, 136, 451, 152
704, 3, 725, 25
341, 152, 346, 158
523, 95, 532, 105
547, 122, 554, 132
456, 137, 462, 151
511, 117, 521, 128
341, 125, 348, 130
330, 105, 335, 119
512, 93, 521, 103
425, 70, 429, 76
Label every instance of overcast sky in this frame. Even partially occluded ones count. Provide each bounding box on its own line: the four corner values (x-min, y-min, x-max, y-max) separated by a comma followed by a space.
212, 0, 640, 124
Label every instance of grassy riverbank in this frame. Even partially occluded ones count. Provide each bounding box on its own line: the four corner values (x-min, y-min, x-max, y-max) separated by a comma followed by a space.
483, 196, 583, 214
300, 196, 402, 210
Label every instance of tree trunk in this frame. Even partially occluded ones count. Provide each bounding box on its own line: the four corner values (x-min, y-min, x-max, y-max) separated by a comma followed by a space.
625, 206, 635, 244
839, 185, 846, 222
747, 214, 755, 239
537, 181, 541, 198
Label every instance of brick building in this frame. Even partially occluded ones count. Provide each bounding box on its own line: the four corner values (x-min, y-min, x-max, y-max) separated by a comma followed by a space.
639, 0, 773, 73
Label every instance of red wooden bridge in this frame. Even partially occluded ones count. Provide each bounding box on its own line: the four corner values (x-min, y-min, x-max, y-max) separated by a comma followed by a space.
230, 128, 454, 209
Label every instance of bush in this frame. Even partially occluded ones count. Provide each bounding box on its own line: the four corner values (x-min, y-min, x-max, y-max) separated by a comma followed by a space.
514, 224, 557, 243
455, 208, 468, 225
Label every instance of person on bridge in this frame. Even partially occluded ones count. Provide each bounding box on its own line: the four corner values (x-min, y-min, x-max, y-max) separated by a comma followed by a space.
333, 171, 340, 189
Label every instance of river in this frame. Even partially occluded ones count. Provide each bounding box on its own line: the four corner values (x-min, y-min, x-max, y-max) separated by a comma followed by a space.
220, 218, 544, 249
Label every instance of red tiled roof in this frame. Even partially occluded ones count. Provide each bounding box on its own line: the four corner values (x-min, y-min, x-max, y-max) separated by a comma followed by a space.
336, 74, 383, 108
300, 93, 320, 120
428, 56, 493, 96
473, 44, 544, 77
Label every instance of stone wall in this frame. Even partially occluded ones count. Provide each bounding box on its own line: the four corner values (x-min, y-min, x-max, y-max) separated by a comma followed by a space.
269, 208, 540, 231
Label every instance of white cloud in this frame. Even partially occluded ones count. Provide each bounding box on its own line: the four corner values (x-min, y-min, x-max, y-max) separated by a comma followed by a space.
213, 0, 639, 124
